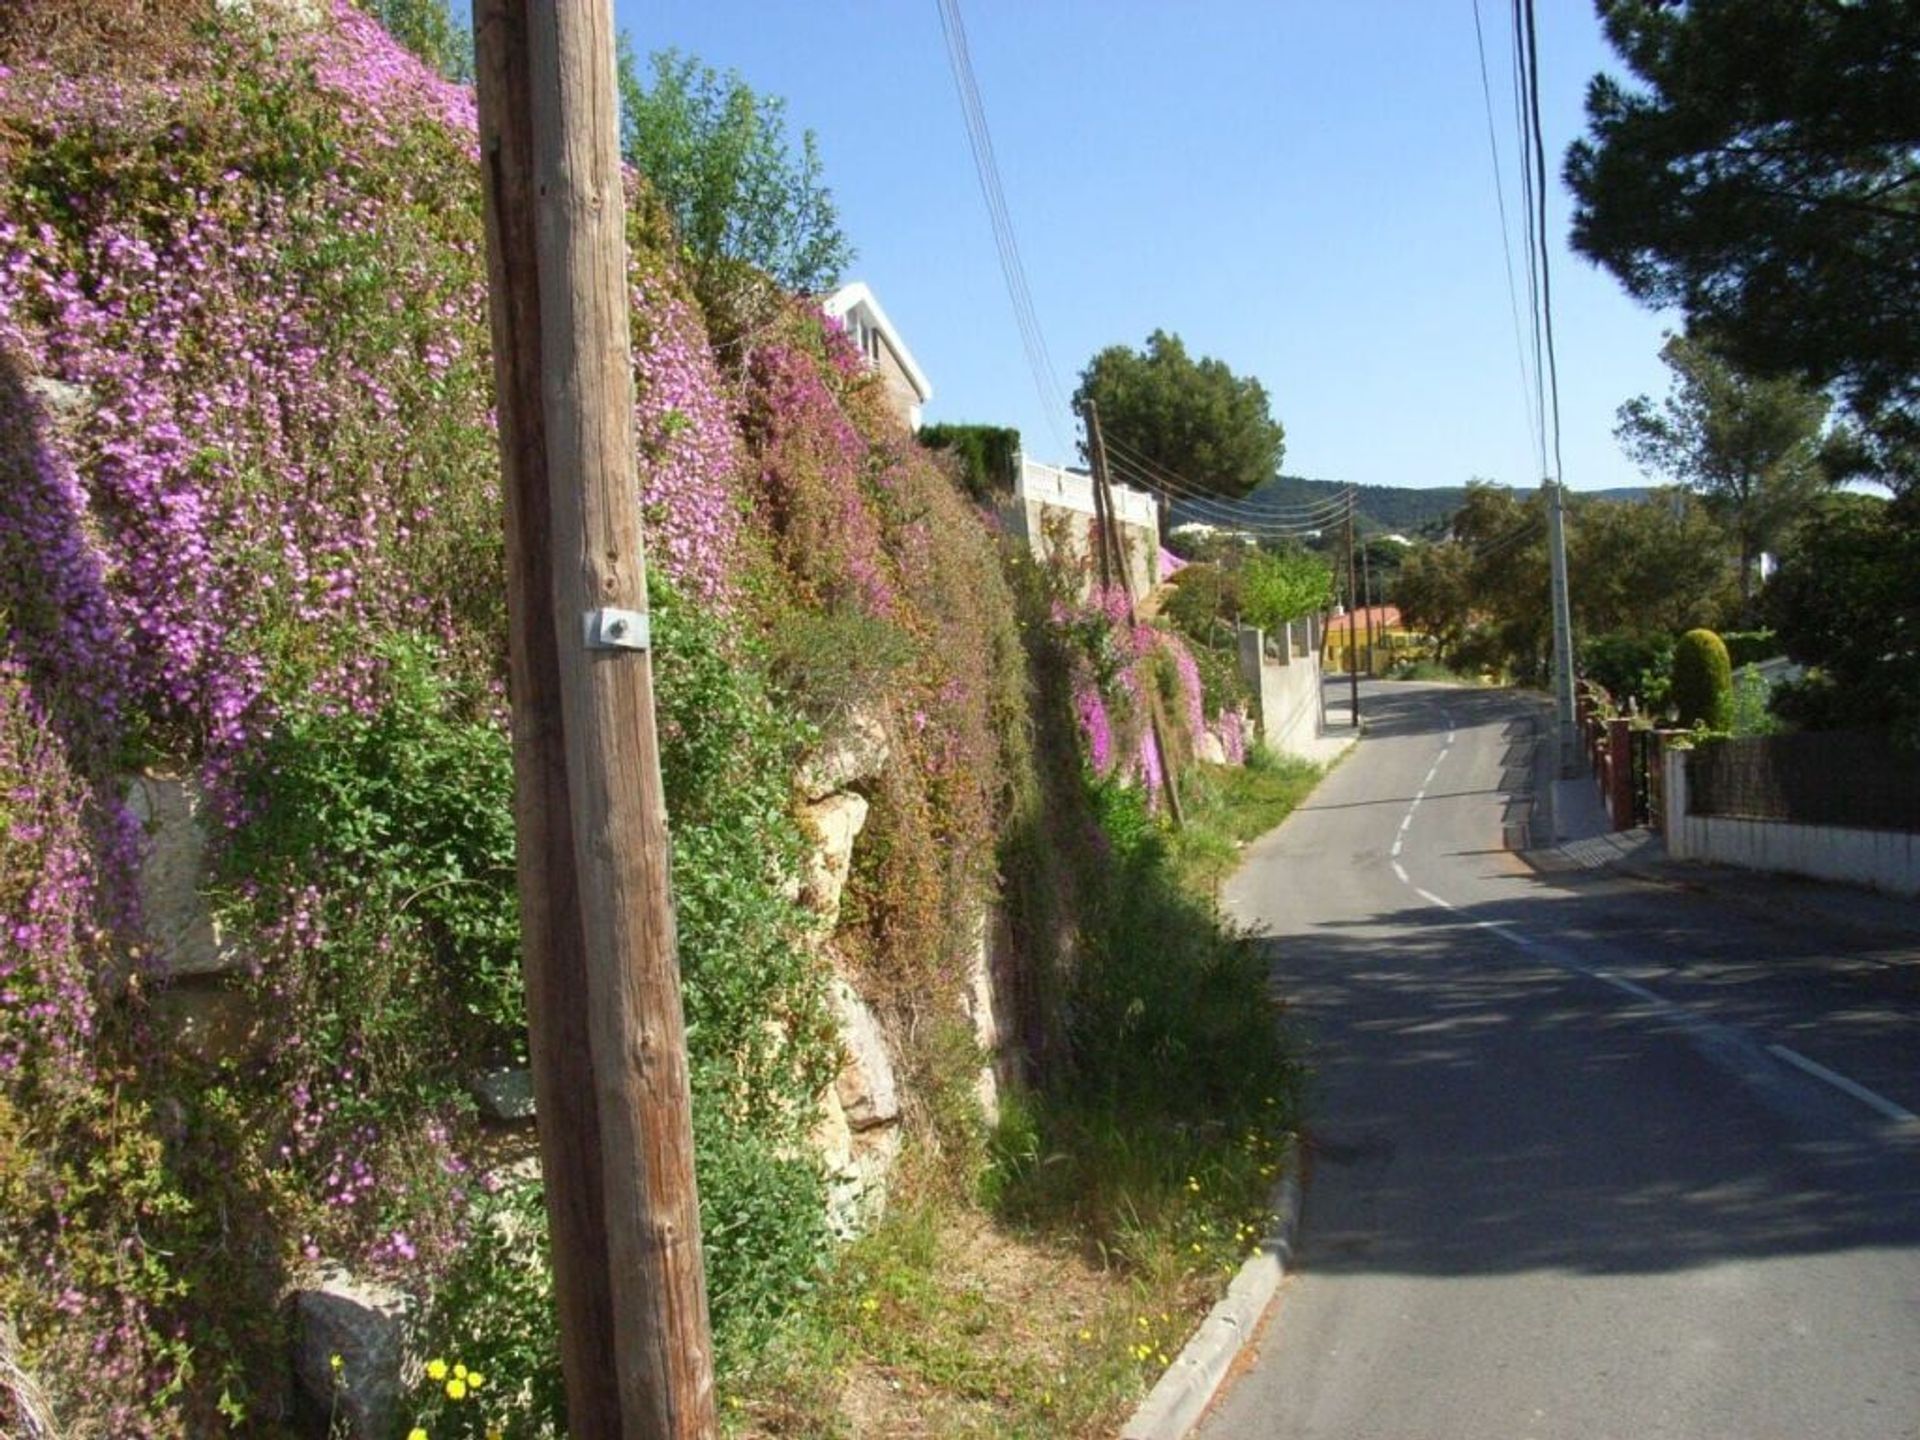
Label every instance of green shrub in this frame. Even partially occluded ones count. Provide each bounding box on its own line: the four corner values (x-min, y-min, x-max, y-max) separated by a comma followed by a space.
1238, 547, 1332, 631
1730, 663, 1779, 738
1721, 629, 1778, 669
918, 423, 1020, 504
1580, 631, 1674, 712
1671, 628, 1734, 731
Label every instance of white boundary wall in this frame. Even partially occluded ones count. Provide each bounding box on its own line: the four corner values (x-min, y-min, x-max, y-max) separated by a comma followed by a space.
1662, 748, 1920, 897
1236, 620, 1351, 765
1006, 457, 1158, 599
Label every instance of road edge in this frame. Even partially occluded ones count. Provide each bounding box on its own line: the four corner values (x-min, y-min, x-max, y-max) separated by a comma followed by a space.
1118, 1152, 1303, 1440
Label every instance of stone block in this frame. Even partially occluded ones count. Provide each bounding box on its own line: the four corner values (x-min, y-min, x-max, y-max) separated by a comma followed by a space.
469, 1068, 536, 1123
828, 975, 898, 1131
125, 772, 241, 978
798, 703, 890, 801
800, 792, 869, 933
292, 1268, 412, 1440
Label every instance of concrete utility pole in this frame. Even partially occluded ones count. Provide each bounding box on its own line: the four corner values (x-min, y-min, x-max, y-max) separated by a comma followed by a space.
475, 2, 717, 1436
1545, 478, 1579, 779
1082, 400, 1184, 827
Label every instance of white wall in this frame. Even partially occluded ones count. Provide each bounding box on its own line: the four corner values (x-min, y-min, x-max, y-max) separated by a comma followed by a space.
1007, 457, 1158, 599
1237, 620, 1349, 765
1662, 748, 1920, 897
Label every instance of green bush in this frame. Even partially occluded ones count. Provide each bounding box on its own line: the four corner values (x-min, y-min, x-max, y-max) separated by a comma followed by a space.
1721, 629, 1778, 669
1580, 631, 1674, 712
918, 423, 1020, 504
1238, 547, 1332, 631
1671, 628, 1734, 731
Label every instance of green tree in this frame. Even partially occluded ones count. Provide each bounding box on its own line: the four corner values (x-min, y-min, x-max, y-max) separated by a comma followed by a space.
1565, 1, 1920, 488
618, 46, 852, 300
1074, 331, 1284, 499
1237, 547, 1331, 631
358, 0, 471, 83
919, 423, 1020, 504
1765, 490, 1920, 737
1568, 486, 1735, 637
1395, 541, 1475, 665
1615, 334, 1831, 616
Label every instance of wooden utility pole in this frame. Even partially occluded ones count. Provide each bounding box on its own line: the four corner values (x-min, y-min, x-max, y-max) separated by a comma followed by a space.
475, 3, 716, 1437
1344, 501, 1361, 728
1085, 417, 1115, 592
1360, 538, 1376, 677
1082, 401, 1184, 827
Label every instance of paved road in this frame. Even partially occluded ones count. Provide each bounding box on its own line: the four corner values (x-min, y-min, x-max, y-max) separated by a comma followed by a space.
1201, 681, 1920, 1440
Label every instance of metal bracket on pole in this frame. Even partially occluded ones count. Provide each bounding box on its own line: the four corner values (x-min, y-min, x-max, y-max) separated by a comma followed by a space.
582, 607, 650, 652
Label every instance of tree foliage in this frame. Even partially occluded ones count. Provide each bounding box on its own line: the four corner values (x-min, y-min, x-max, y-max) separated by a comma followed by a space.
1568, 485, 1734, 637
1566, 0, 1920, 487
1765, 490, 1920, 737
919, 423, 1020, 504
1075, 331, 1284, 499
1395, 482, 1738, 681
356, 0, 471, 83
1615, 334, 1831, 611
618, 46, 852, 300
1238, 547, 1332, 631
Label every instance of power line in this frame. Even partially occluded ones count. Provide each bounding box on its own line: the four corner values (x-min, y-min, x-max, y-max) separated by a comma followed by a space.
1471, 0, 1544, 474
1508, 0, 1547, 475
1100, 433, 1355, 524
1464, 511, 1543, 564
933, 0, 1073, 451
1519, 0, 1567, 487
1104, 458, 1352, 530
1106, 463, 1354, 539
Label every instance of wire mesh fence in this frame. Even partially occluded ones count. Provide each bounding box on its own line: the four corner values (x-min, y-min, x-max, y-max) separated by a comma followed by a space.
1686, 730, 1920, 833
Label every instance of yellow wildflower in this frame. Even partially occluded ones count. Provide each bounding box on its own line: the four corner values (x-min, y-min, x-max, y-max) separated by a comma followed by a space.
329, 1354, 344, 1374
445, 1378, 468, 1402
408, 1430, 428, 1440
426, 1358, 449, 1381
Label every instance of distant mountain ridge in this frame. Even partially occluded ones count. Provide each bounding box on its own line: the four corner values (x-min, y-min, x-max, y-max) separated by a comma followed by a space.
1240, 475, 1653, 538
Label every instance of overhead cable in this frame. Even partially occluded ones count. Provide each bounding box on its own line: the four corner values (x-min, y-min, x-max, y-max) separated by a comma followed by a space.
933, 0, 1073, 450
1100, 434, 1355, 523
1471, 0, 1545, 474
1518, 0, 1567, 486
1510, 0, 1548, 474
1106, 463, 1353, 533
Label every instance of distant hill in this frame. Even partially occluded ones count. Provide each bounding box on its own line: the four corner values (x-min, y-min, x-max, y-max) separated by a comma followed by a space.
1197, 475, 1655, 539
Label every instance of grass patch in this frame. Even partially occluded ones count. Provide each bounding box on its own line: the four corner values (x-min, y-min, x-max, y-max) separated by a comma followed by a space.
1168, 747, 1324, 898
724, 620, 1329, 1437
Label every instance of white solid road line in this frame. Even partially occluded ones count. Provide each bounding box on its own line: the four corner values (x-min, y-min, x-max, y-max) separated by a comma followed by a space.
1391, 860, 1408, 883
1414, 887, 1453, 910
1769, 1044, 1920, 1125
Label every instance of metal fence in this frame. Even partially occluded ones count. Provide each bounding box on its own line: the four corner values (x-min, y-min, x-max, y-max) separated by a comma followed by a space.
1686, 730, 1920, 833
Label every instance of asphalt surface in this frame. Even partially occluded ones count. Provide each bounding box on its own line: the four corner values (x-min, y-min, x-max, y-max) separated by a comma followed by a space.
1200, 680, 1920, 1440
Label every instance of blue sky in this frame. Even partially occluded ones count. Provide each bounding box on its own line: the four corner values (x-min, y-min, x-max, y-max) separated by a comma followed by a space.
603, 1, 1676, 493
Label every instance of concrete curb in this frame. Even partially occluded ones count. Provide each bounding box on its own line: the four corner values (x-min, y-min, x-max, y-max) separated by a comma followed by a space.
1119, 1158, 1303, 1440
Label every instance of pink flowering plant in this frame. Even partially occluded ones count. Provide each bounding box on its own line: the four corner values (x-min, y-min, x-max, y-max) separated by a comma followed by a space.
0, 5, 838, 1430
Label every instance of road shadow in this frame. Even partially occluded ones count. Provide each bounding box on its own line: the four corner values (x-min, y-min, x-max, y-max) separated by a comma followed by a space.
1256, 891, 1920, 1280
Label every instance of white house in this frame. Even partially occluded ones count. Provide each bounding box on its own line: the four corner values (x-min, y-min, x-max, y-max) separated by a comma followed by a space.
821, 282, 934, 430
